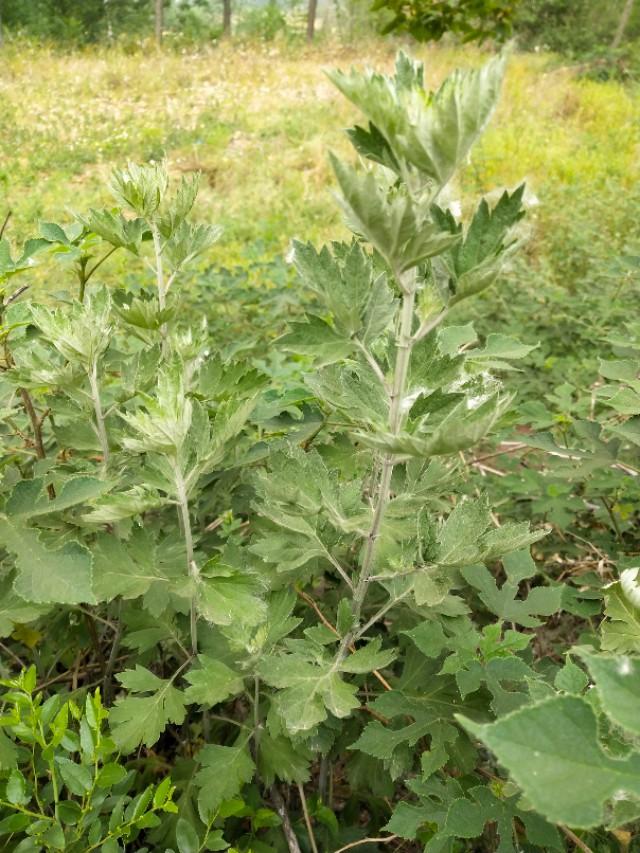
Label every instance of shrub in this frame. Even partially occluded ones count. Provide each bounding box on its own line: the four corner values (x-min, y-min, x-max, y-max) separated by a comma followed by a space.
0, 668, 178, 851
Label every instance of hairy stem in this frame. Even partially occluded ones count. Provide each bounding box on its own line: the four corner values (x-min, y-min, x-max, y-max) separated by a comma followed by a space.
354, 589, 411, 641
151, 225, 166, 311
88, 361, 109, 469
174, 463, 198, 654
336, 278, 416, 663
151, 224, 169, 353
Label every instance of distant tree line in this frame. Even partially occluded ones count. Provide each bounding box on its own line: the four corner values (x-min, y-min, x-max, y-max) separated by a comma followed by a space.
0, 0, 228, 44
0, 0, 637, 52
514, 0, 639, 54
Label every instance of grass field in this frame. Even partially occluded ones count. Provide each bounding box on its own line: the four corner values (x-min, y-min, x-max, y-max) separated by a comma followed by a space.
2, 40, 639, 276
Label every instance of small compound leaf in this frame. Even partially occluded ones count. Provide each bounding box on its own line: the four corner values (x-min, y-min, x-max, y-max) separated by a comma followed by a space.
194, 745, 255, 822
184, 656, 243, 706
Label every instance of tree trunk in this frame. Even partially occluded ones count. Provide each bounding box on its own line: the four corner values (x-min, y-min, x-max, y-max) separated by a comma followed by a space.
306, 0, 317, 41
611, 0, 635, 49
104, 0, 114, 41
0, 0, 4, 48
222, 0, 232, 36
155, 0, 163, 45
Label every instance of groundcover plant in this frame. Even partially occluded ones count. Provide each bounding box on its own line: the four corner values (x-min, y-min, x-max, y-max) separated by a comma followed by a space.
0, 50, 637, 853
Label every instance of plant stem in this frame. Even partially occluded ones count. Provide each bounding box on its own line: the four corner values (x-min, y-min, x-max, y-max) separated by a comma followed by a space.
78, 257, 89, 302
0, 800, 51, 822
174, 463, 198, 654
354, 589, 411, 641
0, 210, 11, 239
253, 674, 263, 762
88, 361, 109, 470
297, 782, 319, 853
271, 785, 302, 853
103, 598, 122, 707
333, 836, 398, 853
336, 280, 416, 664
559, 825, 594, 853
19, 387, 55, 498
84, 247, 117, 288
151, 223, 169, 352
151, 225, 166, 312
600, 495, 622, 542
49, 757, 60, 821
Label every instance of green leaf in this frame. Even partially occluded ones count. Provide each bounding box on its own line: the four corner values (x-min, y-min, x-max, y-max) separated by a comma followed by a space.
384, 802, 427, 839
259, 653, 359, 734
554, 660, 589, 694
92, 529, 163, 602
39, 221, 71, 244
435, 498, 492, 567
56, 757, 93, 796
460, 550, 561, 628
0, 576, 49, 638
291, 240, 394, 345
342, 638, 396, 674
0, 516, 95, 605
258, 733, 311, 787
57, 800, 82, 825
427, 786, 561, 853
184, 655, 243, 706
0, 813, 32, 834
601, 582, 640, 654
356, 394, 511, 459
577, 649, 640, 735
436, 186, 526, 306
352, 681, 463, 764
197, 561, 267, 628
5, 476, 110, 518
83, 208, 146, 253
6, 769, 29, 805
424, 499, 545, 574
95, 763, 128, 788
331, 155, 460, 273
460, 695, 640, 828
280, 316, 354, 365
437, 323, 477, 356
110, 667, 186, 751
194, 745, 255, 822
306, 363, 388, 430
0, 730, 18, 771
329, 54, 505, 188
467, 333, 537, 368
176, 817, 200, 853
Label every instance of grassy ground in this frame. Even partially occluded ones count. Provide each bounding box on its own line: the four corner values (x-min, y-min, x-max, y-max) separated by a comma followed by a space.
1, 39, 639, 279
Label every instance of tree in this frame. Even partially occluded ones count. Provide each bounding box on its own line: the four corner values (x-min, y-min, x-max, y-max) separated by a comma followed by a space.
306, 0, 317, 40
373, 0, 519, 43
154, 0, 163, 44
222, 0, 231, 35
611, 0, 636, 48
